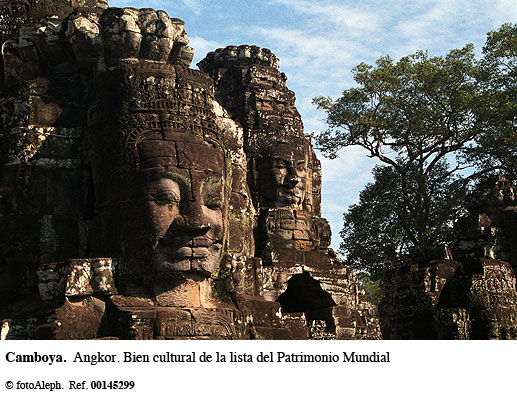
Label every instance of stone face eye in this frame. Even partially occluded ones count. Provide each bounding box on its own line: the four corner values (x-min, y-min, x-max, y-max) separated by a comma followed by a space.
154, 192, 180, 205
295, 160, 306, 173
271, 160, 287, 169
205, 197, 223, 210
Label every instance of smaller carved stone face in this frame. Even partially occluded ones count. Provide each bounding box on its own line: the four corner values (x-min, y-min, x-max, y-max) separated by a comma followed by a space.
258, 143, 308, 208
120, 132, 226, 281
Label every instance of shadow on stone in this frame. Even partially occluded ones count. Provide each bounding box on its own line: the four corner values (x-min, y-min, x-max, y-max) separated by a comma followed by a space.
277, 270, 336, 335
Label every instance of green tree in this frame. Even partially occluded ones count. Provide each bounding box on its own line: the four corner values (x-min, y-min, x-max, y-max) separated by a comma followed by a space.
313, 26, 517, 284
464, 23, 517, 179
314, 44, 486, 249
340, 162, 466, 282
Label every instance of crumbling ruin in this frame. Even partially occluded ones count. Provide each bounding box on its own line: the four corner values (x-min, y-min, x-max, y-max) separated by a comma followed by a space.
379, 176, 517, 339
0, 1, 380, 339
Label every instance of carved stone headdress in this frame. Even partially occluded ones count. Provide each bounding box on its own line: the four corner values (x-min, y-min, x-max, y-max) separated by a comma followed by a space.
88, 61, 227, 200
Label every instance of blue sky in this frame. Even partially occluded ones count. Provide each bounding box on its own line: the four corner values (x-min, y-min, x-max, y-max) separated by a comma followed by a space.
111, 0, 516, 250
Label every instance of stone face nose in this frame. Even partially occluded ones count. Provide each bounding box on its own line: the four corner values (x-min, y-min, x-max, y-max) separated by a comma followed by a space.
169, 200, 211, 235
284, 173, 301, 188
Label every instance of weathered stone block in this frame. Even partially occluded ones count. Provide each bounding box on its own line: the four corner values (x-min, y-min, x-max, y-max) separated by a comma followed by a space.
280, 219, 296, 230
153, 278, 202, 308
277, 229, 293, 240
191, 308, 241, 339
37, 258, 117, 304
294, 240, 313, 250
107, 298, 157, 340
1, 297, 107, 339
155, 308, 195, 338
293, 229, 310, 240
280, 312, 308, 339
234, 294, 283, 328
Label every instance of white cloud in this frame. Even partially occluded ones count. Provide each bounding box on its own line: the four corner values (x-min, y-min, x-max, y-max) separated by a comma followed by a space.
253, 27, 355, 61
318, 147, 377, 249
178, 0, 205, 17
393, 0, 516, 57
487, 0, 517, 23
268, 0, 383, 32
189, 36, 222, 62
319, 147, 374, 183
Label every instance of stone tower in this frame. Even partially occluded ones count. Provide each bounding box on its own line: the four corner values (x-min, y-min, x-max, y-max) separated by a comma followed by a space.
199, 46, 381, 339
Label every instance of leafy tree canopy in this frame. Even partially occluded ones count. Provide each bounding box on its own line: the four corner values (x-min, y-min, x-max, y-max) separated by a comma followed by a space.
340, 161, 466, 282
313, 44, 485, 165
313, 23, 516, 283
463, 23, 517, 179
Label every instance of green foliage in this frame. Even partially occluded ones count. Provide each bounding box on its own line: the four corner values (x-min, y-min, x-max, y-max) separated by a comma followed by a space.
482, 23, 516, 85
340, 162, 466, 281
313, 45, 484, 163
356, 273, 383, 306
313, 24, 517, 281
463, 23, 517, 179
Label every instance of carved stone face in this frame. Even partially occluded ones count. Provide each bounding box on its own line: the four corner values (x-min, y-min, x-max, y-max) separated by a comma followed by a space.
258, 143, 308, 208
120, 132, 226, 281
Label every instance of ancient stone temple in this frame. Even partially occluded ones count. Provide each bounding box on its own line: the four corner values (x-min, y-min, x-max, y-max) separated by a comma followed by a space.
379, 176, 517, 339
0, 1, 380, 339
198, 46, 380, 339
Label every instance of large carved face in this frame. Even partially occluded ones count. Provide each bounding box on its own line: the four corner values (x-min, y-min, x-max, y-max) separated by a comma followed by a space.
258, 142, 308, 208
119, 131, 226, 281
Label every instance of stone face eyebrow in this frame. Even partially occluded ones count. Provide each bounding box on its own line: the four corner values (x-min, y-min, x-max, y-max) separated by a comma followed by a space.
161, 171, 192, 198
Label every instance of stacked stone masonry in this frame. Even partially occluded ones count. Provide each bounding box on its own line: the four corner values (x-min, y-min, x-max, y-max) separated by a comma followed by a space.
379, 177, 517, 339
0, 1, 380, 339
2, 1, 513, 341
